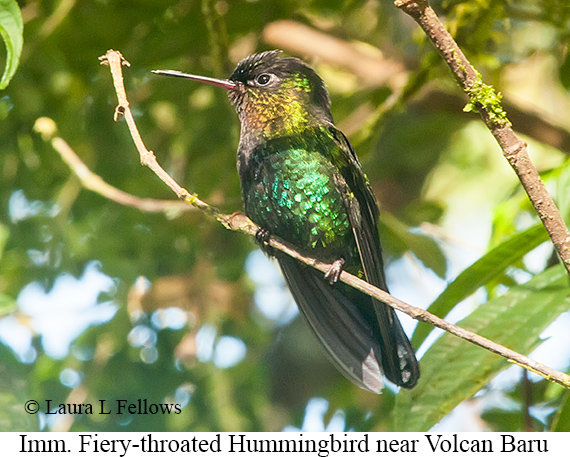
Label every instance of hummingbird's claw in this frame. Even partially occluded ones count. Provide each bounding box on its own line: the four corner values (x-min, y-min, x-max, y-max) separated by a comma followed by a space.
255, 227, 271, 244
324, 258, 345, 285
255, 227, 275, 257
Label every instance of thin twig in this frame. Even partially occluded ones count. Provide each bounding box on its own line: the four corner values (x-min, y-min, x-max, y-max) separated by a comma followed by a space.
92, 49, 570, 389
33, 117, 194, 214
98, 51, 219, 219
394, 0, 570, 278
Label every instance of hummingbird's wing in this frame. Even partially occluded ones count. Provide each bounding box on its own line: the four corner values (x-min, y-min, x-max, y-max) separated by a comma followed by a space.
328, 126, 420, 388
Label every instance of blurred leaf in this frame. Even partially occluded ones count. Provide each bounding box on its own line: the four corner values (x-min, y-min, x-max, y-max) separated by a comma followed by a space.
482, 377, 551, 432
491, 167, 561, 244
412, 224, 550, 348
0, 222, 8, 260
0, 0, 23, 89
552, 390, 570, 432
491, 190, 533, 243
395, 265, 570, 432
403, 200, 445, 226
481, 408, 523, 432
381, 212, 447, 278
0, 293, 16, 316
557, 159, 570, 227
0, 346, 38, 432
560, 48, 570, 91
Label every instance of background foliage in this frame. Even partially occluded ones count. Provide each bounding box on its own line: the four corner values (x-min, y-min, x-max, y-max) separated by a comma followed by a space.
1, 0, 570, 432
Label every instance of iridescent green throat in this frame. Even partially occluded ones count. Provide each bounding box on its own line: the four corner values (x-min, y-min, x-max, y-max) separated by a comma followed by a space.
240, 76, 315, 138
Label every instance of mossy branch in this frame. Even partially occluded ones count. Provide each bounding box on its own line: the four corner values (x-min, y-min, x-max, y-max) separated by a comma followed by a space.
462, 71, 510, 126
394, 0, 570, 278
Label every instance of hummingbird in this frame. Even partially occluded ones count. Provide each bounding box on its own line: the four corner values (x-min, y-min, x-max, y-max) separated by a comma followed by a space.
153, 51, 420, 392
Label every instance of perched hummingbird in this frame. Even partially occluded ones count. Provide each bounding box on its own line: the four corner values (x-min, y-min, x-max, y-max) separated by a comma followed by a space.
153, 51, 420, 392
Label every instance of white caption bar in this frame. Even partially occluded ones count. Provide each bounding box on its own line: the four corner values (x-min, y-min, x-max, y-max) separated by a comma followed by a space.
2, 432, 565, 456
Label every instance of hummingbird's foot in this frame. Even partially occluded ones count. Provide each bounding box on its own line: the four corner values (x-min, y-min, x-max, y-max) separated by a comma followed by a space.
255, 227, 270, 244
255, 227, 275, 256
324, 258, 345, 285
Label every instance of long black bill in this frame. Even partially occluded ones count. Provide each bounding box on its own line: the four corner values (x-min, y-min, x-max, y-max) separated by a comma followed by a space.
152, 70, 236, 90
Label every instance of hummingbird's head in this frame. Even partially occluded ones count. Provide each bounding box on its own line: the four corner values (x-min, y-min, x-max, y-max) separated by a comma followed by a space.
153, 51, 333, 137
226, 50, 333, 134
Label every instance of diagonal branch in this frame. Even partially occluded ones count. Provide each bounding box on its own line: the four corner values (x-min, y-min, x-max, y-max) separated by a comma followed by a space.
33, 117, 194, 214
51, 49, 567, 389
394, 0, 570, 278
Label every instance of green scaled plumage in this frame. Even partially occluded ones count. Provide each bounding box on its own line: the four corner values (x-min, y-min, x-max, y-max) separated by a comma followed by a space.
242, 130, 352, 253
153, 50, 420, 393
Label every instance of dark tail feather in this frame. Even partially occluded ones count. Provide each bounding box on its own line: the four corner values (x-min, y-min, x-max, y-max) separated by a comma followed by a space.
279, 255, 384, 393
279, 256, 419, 393
278, 255, 419, 392
372, 299, 420, 388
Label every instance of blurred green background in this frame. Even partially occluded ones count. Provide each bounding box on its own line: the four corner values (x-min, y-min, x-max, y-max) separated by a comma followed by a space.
1, 0, 570, 432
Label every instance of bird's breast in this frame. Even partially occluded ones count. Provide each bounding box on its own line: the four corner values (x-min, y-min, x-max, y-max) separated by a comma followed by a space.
239, 146, 353, 258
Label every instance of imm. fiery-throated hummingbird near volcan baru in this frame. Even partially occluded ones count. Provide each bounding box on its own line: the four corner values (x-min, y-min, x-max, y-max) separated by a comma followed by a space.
153, 51, 420, 393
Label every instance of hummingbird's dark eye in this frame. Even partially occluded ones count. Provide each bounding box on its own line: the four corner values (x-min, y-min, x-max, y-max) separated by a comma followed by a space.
255, 73, 272, 86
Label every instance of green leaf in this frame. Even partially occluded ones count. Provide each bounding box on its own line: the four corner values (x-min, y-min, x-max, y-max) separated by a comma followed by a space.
412, 224, 550, 348
560, 48, 570, 91
0, 0, 23, 89
381, 212, 447, 278
557, 159, 570, 228
394, 265, 570, 432
0, 294, 16, 316
0, 360, 38, 432
0, 222, 8, 260
552, 390, 570, 432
